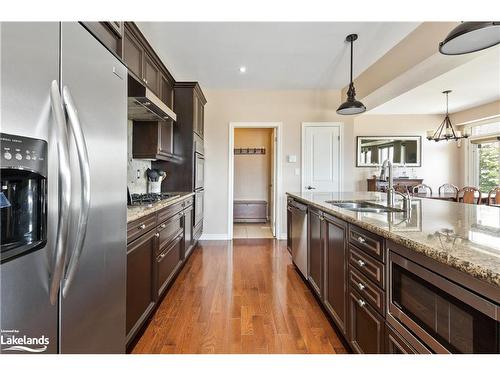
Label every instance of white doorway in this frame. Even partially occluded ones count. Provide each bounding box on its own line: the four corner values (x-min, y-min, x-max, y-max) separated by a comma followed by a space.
301, 122, 344, 192
228, 122, 282, 240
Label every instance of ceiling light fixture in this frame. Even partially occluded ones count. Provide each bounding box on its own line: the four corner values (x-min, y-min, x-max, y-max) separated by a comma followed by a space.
337, 34, 366, 116
239, 66, 247, 73
439, 22, 500, 55
426, 90, 470, 142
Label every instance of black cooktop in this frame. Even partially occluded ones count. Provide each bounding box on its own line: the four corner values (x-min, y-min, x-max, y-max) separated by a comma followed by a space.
129, 192, 180, 206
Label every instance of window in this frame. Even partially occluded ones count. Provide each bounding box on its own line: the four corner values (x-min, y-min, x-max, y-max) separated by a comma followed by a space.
468, 121, 500, 193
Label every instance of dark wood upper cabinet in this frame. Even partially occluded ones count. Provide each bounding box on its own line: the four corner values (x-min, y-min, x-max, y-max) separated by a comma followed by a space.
123, 23, 175, 108
308, 208, 323, 298
324, 215, 348, 336
143, 52, 160, 94
123, 27, 144, 80
81, 22, 124, 58
132, 121, 176, 162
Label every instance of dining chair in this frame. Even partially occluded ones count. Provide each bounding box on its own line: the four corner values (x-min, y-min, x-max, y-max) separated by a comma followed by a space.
394, 184, 409, 194
412, 183, 433, 196
438, 183, 459, 196
456, 186, 482, 204
487, 187, 500, 206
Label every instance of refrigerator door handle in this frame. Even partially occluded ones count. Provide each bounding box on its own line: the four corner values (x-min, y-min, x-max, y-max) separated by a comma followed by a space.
61, 86, 91, 298
49, 80, 72, 305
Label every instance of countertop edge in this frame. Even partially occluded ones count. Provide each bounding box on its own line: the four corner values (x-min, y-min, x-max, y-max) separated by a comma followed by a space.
127, 192, 195, 223
286, 192, 500, 288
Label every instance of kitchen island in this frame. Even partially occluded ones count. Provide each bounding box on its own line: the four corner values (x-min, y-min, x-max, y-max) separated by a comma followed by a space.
286, 191, 500, 354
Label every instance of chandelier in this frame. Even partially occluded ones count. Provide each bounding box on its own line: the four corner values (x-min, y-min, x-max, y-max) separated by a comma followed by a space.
426, 90, 470, 142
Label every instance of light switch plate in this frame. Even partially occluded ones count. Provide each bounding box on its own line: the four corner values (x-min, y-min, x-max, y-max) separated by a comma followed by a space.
287, 155, 297, 163
294, 168, 300, 176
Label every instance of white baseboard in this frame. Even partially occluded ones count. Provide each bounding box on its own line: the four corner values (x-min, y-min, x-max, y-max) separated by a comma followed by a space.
199, 233, 230, 240
279, 233, 287, 240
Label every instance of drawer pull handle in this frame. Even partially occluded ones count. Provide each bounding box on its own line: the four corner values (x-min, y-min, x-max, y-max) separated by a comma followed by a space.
158, 252, 167, 261
357, 299, 366, 308
160, 224, 166, 229
357, 236, 366, 244
155, 232, 160, 238
139, 224, 146, 230
357, 260, 366, 268
357, 283, 365, 291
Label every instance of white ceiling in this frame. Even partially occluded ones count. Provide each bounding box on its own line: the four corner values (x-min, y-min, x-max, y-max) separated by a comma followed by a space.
137, 22, 419, 89
369, 46, 500, 115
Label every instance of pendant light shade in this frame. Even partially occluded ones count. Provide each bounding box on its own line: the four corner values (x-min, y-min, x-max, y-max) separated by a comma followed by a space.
439, 22, 500, 55
337, 34, 366, 115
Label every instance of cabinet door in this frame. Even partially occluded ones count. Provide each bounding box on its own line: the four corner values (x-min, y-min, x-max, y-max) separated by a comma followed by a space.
194, 190, 204, 227
349, 289, 385, 353
143, 53, 160, 94
160, 73, 173, 108
324, 217, 348, 335
156, 233, 183, 298
198, 101, 204, 138
123, 29, 143, 80
308, 209, 323, 298
126, 230, 157, 339
157, 122, 173, 156
193, 94, 201, 137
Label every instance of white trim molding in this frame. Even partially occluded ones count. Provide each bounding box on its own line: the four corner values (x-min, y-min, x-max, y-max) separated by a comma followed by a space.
227, 122, 283, 240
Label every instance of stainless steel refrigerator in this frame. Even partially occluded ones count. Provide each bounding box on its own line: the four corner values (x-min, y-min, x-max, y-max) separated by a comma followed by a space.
0, 22, 127, 353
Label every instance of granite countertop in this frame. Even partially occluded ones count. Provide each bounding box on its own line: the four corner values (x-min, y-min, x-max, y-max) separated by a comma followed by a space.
287, 191, 500, 287
127, 192, 194, 223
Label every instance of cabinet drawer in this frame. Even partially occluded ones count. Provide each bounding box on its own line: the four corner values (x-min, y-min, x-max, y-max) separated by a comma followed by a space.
349, 267, 385, 316
349, 245, 385, 289
157, 211, 184, 256
349, 225, 384, 262
233, 200, 267, 223
193, 220, 203, 242
349, 288, 385, 354
157, 200, 186, 223
156, 233, 183, 298
127, 213, 157, 243
385, 324, 418, 354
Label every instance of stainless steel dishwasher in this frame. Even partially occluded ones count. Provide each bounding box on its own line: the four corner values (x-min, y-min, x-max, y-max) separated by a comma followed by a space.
288, 199, 308, 278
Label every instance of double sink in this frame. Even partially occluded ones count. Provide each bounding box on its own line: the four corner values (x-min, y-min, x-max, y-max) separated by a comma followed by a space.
327, 200, 404, 213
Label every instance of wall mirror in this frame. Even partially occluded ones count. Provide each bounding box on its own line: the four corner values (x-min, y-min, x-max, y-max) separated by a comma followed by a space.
356, 136, 421, 167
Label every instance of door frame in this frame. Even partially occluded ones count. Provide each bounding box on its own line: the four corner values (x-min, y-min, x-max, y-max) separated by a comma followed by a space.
301, 122, 344, 193
228, 122, 282, 239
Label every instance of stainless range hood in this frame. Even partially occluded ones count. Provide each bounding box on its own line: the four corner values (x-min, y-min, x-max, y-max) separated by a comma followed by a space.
127, 75, 177, 122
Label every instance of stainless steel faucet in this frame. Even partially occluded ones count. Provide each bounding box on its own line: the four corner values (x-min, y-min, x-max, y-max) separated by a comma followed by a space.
380, 159, 411, 213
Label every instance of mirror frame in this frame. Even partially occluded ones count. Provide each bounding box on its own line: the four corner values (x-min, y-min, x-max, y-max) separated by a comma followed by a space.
356, 136, 422, 167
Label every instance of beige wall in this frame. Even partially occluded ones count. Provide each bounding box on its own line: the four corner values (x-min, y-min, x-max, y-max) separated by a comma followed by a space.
203, 89, 354, 238
234, 128, 273, 204
352, 115, 461, 191
203, 90, 461, 238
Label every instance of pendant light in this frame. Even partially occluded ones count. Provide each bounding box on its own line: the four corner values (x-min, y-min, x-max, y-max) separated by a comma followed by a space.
439, 22, 500, 55
337, 34, 366, 115
426, 90, 470, 142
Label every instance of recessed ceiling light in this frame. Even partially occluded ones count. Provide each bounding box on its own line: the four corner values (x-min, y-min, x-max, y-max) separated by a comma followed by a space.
239, 66, 247, 73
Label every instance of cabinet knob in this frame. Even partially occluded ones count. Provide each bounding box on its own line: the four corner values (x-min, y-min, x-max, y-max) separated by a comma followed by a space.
160, 224, 166, 229
357, 260, 366, 268
357, 283, 365, 291
139, 224, 146, 230
357, 236, 366, 244
155, 232, 160, 238
357, 299, 366, 308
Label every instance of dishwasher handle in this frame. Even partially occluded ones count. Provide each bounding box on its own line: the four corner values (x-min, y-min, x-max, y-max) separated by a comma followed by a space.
288, 201, 308, 213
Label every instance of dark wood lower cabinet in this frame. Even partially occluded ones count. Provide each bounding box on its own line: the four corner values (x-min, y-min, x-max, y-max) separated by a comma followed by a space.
126, 229, 157, 342
348, 289, 385, 353
323, 216, 348, 336
308, 208, 323, 298
156, 233, 183, 298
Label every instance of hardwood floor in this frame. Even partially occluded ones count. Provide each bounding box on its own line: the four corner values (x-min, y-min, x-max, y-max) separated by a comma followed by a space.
131, 239, 348, 354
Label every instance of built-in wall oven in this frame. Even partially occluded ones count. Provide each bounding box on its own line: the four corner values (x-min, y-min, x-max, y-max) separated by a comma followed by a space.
387, 251, 500, 353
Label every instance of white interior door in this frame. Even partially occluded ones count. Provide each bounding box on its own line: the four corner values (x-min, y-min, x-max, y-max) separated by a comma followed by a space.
303, 125, 341, 192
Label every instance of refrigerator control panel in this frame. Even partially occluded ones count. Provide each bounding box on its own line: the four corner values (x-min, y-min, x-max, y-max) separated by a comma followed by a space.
0, 133, 47, 177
